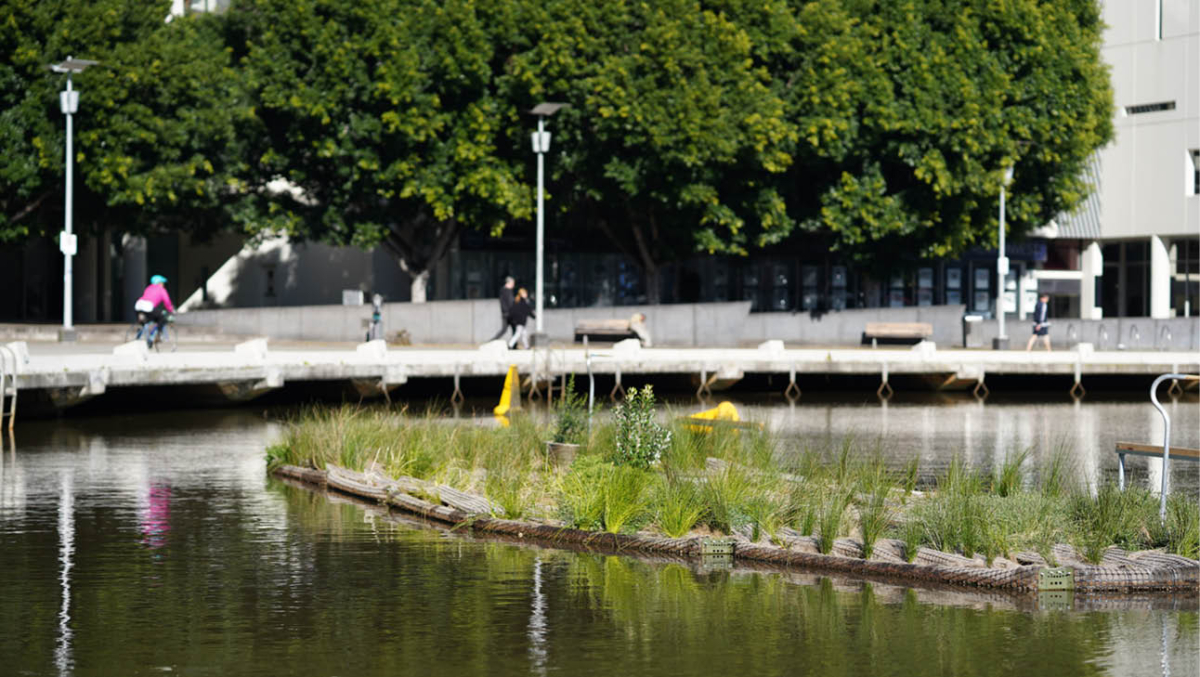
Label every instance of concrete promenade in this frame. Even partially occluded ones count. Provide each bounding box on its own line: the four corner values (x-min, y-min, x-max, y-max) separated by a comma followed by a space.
4, 336, 1197, 415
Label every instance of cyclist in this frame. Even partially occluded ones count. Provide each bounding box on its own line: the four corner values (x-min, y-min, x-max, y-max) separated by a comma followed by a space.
134, 275, 176, 345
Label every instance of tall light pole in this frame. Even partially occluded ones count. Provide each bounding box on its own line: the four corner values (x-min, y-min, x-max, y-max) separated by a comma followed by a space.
49, 57, 99, 342
528, 102, 567, 345
992, 164, 1015, 350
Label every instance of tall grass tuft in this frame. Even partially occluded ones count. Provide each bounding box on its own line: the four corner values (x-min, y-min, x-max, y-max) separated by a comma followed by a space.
1039, 443, 1076, 498
602, 466, 653, 534
816, 488, 853, 554
1166, 493, 1200, 560
700, 463, 757, 534
994, 447, 1031, 498
856, 464, 894, 559
558, 456, 609, 530
653, 477, 707, 538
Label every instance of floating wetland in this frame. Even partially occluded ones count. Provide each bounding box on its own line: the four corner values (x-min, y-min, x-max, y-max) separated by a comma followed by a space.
267, 403, 1199, 595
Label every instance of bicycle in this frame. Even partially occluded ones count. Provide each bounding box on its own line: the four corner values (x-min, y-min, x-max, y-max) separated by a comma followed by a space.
124, 314, 178, 352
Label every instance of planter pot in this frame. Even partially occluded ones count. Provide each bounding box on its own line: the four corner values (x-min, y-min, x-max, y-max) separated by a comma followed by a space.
544, 441, 580, 468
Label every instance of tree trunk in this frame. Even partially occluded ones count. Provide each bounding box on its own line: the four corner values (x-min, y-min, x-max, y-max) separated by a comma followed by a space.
644, 263, 661, 305
410, 269, 429, 303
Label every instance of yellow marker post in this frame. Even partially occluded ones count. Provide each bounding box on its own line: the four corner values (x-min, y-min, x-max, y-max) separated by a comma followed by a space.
493, 364, 522, 416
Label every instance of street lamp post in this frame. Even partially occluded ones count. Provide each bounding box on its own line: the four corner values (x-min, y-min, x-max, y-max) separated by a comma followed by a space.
992, 164, 1015, 350
528, 102, 567, 346
49, 57, 99, 342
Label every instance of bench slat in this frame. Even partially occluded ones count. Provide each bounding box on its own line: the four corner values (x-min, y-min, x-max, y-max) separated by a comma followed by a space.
1115, 441, 1200, 460
863, 322, 933, 339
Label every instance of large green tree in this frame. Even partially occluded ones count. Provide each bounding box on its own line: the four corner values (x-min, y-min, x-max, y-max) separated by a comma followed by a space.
224, 0, 533, 301
504, 0, 798, 303
768, 0, 1113, 266
0, 1, 248, 244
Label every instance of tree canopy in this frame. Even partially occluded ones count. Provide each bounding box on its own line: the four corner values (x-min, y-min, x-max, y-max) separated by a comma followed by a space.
2, 0, 1113, 302
0, 0, 248, 243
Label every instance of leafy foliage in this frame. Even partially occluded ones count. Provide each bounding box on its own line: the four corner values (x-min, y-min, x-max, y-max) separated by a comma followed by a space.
0, 2, 249, 242
612, 386, 671, 470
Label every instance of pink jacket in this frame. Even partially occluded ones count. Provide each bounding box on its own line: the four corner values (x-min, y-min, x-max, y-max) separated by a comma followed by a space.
139, 284, 175, 313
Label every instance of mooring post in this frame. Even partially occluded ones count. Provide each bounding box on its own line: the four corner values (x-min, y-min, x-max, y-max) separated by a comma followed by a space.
972, 366, 989, 398
784, 363, 800, 400
877, 361, 893, 398
451, 363, 464, 405
610, 365, 624, 402
1070, 357, 1085, 399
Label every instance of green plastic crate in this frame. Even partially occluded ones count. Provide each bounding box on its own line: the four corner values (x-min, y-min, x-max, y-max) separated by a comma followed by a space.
1038, 567, 1074, 591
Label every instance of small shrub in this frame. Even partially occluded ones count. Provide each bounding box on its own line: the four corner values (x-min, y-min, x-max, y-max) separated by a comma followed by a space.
552, 375, 589, 445
612, 386, 671, 469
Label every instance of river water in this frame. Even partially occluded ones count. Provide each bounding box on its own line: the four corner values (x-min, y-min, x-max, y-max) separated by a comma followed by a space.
1, 399, 1197, 677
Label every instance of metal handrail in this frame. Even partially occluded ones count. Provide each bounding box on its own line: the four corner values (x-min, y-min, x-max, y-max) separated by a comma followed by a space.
1150, 373, 1199, 520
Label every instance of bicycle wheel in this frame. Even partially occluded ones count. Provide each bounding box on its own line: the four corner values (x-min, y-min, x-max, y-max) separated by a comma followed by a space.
161, 323, 178, 352
124, 322, 141, 343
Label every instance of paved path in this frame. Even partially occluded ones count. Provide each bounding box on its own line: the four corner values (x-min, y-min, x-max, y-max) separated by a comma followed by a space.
4, 336, 1197, 413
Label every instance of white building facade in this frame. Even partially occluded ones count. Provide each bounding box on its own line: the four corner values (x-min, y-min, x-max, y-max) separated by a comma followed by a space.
1076, 0, 1200, 319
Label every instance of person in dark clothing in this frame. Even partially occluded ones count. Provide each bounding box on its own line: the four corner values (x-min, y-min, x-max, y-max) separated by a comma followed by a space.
507, 288, 536, 349
489, 276, 516, 341
1026, 293, 1051, 351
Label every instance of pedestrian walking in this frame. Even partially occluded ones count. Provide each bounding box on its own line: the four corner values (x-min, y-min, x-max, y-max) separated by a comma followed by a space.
489, 276, 516, 341
507, 288, 536, 349
1026, 293, 1051, 351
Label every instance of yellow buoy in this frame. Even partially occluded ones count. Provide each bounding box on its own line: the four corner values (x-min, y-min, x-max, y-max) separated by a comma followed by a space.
493, 364, 522, 416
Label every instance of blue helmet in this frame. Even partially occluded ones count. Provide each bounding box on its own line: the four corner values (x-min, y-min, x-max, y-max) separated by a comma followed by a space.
150, 274, 167, 285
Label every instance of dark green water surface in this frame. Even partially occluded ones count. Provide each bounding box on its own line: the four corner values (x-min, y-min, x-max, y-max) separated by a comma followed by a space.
1, 409, 1197, 677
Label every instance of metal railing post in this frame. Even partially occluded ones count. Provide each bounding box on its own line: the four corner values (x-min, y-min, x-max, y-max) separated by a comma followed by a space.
1150, 372, 1190, 521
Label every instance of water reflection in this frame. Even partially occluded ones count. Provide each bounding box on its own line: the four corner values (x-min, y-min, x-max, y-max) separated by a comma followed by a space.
0, 408, 1196, 677
727, 395, 1200, 494
55, 471, 74, 677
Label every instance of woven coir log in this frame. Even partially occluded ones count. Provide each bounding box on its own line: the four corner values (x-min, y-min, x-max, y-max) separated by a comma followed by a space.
274, 464, 1199, 594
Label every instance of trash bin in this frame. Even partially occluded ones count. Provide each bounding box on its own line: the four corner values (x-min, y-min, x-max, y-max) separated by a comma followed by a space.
962, 314, 983, 348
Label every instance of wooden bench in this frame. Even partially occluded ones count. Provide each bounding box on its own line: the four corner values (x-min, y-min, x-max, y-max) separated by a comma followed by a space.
862, 322, 933, 345
575, 318, 638, 342
1115, 441, 1200, 490
575, 314, 652, 346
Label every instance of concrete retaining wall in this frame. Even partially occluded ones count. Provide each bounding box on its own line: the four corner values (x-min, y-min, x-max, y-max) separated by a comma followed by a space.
181, 301, 1200, 350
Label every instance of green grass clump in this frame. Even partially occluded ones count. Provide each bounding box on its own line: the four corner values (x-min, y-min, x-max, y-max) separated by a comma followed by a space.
602, 465, 653, 534
855, 464, 894, 560
653, 477, 707, 538
1166, 493, 1200, 560
558, 456, 609, 530
816, 488, 853, 555
994, 447, 1031, 498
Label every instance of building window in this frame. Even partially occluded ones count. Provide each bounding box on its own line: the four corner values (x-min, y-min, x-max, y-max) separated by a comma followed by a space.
1124, 101, 1175, 115
1190, 149, 1199, 196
